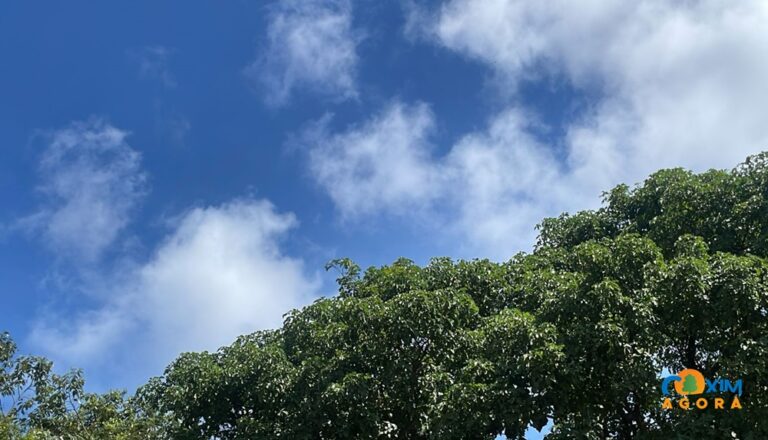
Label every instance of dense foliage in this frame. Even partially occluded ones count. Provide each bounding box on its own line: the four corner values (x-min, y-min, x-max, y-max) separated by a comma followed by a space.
4, 153, 768, 438
0, 332, 158, 439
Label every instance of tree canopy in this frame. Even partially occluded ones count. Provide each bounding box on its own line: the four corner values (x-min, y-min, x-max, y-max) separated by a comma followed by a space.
4, 153, 768, 439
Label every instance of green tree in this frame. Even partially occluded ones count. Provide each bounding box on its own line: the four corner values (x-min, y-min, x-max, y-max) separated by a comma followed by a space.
141, 153, 768, 439
681, 375, 698, 394
6, 152, 768, 438
0, 332, 158, 439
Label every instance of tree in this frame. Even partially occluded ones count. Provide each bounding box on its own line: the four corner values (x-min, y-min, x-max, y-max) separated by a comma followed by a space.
139, 153, 768, 439
0, 332, 158, 439
681, 375, 698, 394
5, 152, 768, 438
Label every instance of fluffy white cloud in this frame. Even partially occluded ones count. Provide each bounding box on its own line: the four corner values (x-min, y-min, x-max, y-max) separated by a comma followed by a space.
31, 199, 318, 378
431, 0, 768, 179
248, 0, 360, 106
443, 110, 569, 254
308, 102, 441, 218
24, 120, 146, 264
309, 1, 768, 257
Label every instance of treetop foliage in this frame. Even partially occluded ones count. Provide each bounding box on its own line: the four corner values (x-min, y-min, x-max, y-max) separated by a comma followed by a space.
4, 153, 768, 439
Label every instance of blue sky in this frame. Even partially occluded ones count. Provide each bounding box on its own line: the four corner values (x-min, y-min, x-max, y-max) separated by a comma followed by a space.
2, 1, 768, 437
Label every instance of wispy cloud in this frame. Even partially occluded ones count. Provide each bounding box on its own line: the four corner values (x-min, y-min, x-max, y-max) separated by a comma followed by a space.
128, 45, 176, 88
20, 119, 147, 264
305, 102, 564, 257
246, 0, 360, 107
153, 104, 191, 146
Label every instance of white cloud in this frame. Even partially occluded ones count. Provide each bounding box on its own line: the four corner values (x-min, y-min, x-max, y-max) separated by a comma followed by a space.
31, 199, 318, 378
23, 122, 316, 384
309, 1, 768, 258
247, 0, 360, 106
136, 200, 315, 358
308, 102, 440, 218
430, 0, 768, 179
24, 120, 146, 264
306, 103, 568, 257
443, 110, 569, 255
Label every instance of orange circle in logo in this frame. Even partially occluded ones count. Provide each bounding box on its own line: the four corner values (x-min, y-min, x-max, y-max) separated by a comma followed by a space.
674, 368, 705, 395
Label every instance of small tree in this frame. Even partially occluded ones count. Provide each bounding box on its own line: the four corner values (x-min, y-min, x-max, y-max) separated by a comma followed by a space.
682, 374, 699, 394
0, 332, 158, 439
